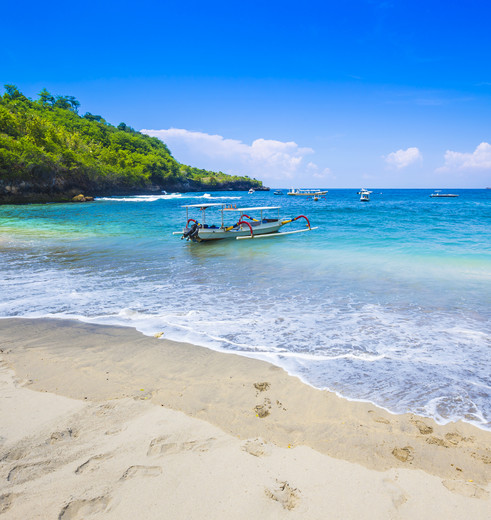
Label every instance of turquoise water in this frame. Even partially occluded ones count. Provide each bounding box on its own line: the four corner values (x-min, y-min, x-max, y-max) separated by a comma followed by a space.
1, 189, 490, 429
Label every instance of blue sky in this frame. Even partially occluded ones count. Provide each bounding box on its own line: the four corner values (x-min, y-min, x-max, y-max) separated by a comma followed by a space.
2, 0, 491, 187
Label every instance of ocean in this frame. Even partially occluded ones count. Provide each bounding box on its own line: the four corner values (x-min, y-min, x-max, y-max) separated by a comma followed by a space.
1, 189, 490, 429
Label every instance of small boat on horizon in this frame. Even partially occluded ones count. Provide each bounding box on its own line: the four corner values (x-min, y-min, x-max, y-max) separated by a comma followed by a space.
248, 188, 255, 194
273, 190, 283, 195
357, 188, 372, 202
174, 203, 317, 242
430, 190, 459, 198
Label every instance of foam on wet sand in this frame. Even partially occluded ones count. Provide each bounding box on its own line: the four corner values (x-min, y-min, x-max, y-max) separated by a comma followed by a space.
0, 318, 489, 519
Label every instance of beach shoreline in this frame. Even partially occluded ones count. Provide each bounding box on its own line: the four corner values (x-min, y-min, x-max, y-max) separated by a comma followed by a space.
0, 317, 489, 518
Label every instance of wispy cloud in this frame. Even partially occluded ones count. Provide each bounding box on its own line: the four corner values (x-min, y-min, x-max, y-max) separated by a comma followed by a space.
437, 142, 491, 172
141, 128, 325, 184
383, 147, 422, 169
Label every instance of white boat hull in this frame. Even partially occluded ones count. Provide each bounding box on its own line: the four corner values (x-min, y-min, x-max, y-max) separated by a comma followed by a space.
182, 220, 284, 241
287, 191, 327, 196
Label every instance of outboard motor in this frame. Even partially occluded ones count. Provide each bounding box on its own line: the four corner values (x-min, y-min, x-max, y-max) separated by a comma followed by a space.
182, 222, 199, 240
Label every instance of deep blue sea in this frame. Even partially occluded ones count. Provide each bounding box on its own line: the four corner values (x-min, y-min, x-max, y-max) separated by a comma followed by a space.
1, 189, 490, 429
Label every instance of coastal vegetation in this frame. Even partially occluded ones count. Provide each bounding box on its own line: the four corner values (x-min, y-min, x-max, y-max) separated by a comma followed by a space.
0, 85, 263, 203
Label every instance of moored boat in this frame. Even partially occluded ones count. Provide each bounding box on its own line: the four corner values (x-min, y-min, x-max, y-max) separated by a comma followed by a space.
287, 188, 328, 196
174, 203, 317, 242
357, 188, 372, 202
430, 190, 459, 198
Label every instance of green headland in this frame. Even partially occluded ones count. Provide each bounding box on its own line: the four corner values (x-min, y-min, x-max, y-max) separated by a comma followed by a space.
0, 85, 263, 203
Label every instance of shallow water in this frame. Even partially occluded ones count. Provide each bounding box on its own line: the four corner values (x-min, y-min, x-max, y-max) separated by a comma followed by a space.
1, 189, 490, 429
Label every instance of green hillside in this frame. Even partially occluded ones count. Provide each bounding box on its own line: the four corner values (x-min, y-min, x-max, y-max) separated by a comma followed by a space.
0, 85, 262, 202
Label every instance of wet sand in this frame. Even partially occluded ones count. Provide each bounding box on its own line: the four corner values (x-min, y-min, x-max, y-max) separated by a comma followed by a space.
0, 318, 489, 519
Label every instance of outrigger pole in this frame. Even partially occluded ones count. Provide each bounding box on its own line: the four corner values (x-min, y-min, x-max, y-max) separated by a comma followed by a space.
236, 214, 315, 240
236, 226, 319, 240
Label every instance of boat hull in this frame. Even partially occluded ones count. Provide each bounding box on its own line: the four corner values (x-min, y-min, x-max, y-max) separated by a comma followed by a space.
184, 221, 284, 241
287, 191, 327, 196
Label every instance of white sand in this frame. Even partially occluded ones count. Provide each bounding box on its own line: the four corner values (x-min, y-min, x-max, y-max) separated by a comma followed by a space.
0, 318, 489, 519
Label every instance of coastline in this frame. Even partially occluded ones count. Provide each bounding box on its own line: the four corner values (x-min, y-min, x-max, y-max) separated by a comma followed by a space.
0, 317, 489, 518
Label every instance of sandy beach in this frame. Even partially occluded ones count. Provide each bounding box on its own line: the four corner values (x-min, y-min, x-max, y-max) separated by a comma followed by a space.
0, 318, 489, 519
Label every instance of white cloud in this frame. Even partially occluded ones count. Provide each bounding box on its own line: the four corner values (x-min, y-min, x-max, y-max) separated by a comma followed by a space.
306, 162, 335, 180
140, 128, 325, 185
437, 142, 491, 172
384, 147, 422, 169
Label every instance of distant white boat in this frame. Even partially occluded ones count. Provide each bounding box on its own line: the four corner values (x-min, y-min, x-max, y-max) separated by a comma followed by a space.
430, 190, 459, 198
248, 188, 255, 194
357, 188, 372, 202
287, 188, 328, 196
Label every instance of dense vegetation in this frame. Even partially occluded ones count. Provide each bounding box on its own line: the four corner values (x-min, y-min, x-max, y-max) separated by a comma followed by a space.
0, 85, 262, 202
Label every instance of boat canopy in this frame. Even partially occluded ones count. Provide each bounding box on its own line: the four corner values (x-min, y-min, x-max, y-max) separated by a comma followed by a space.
181, 204, 280, 211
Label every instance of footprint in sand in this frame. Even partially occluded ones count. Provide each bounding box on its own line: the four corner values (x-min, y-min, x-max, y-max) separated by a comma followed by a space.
382, 478, 408, 509
265, 481, 300, 510
368, 410, 390, 425
445, 432, 465, 446
426, 432, 467, 448
254, 398, 272, 418
254, 382, 270, 394
0, 446, 29, 463
49, 428, 78, 444
391, 447, 414, 463
0, 493, 14, 515
442, 480, 489, 499
426, 436, 447, 447
120, 465, 162, 480
471, 452, 491, 464
7, 461, 54, 484
58, 496, 110, 519
242, 438, 272, 457
147, 436, 216, 456
411, 419, 433, 435
75, 454, 110, 475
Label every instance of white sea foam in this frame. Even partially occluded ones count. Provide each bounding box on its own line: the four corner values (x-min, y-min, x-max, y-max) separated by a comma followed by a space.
95, 193, 242, 202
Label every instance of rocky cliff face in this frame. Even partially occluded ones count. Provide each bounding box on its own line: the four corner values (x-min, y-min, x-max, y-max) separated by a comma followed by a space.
0, 176, 264, 204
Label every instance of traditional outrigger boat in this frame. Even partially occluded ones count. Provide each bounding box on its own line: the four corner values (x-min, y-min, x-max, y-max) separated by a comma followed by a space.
174, 203, 318, 242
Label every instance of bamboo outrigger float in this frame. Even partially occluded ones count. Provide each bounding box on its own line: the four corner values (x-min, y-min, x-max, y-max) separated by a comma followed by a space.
174, 203, 318, 242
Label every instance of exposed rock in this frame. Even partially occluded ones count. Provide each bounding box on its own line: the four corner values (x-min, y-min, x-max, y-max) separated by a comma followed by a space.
0, 176, 262, 205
